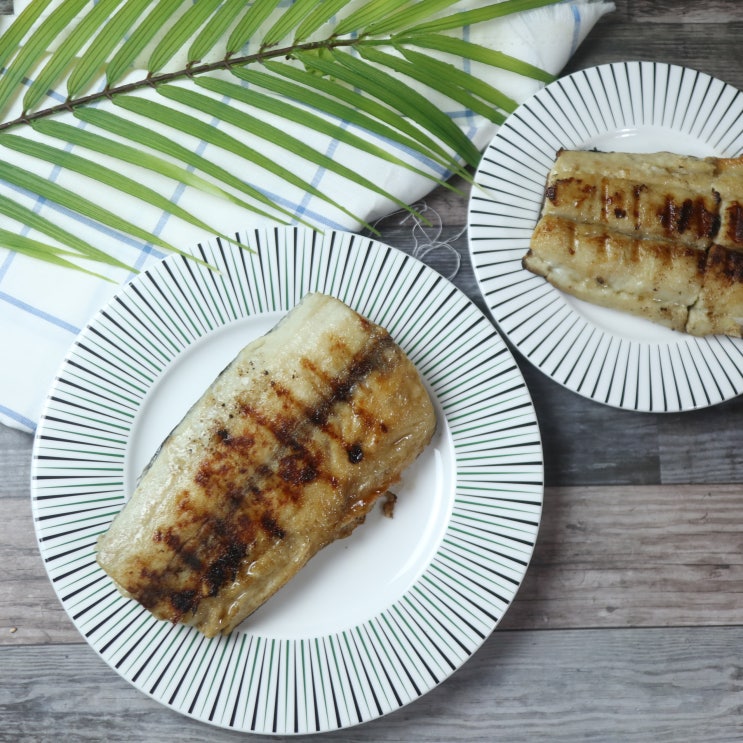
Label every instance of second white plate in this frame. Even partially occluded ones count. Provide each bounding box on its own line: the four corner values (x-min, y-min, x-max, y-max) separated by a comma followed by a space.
468, 61, 743, 412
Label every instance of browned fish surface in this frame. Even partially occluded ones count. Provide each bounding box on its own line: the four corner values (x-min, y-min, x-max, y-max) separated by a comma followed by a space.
542, 150, 720, 249
524, 150, 743, 336
715, 157, 743, 252
96, 293, 436, 637
688, 245, 743, 336
524, 215, 706, 331
525, 215, 743, 337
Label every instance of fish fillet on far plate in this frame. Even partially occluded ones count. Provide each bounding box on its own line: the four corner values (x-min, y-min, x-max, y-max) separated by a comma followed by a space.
523, 214, 706, 331
541, 150, 720, 249
96, 292, 436, 637
523, 149, 743, 337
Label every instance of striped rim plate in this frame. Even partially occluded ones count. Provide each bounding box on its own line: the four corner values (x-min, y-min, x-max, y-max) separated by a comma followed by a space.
31, 227, 543, 735
468, 61, 743, 412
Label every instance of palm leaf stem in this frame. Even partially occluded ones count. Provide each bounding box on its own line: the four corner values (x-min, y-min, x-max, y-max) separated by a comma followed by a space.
1, 27, 550, 131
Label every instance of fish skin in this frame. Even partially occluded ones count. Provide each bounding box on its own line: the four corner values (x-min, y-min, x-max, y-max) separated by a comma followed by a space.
96, 293, 436, 637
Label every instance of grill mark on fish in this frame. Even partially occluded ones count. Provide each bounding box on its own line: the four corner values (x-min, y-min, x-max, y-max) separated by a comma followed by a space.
129, 327, 399, 622
658, 194, 719, 242
725, 202, 743, 247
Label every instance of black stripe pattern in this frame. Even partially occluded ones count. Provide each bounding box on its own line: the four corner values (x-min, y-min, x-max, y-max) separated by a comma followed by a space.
467, 61, 743, 412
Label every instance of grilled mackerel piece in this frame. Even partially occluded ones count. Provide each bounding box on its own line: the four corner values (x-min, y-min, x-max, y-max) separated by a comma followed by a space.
715, 157, 743, 252
524, 214, 743, 337
542, 150, 721, 249
523, 150, 743, 336
97, 293, 436, 637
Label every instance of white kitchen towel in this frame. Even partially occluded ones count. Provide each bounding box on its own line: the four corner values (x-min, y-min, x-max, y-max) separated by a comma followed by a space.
0, 0, 614, 432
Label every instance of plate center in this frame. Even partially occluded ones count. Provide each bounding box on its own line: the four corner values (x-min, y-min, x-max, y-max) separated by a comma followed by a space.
126, 314, 456, 640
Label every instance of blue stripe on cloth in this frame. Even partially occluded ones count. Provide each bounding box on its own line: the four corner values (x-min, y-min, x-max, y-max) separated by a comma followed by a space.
0, 290, 81, 334
293, 122, 347, 223
569, 4, 582, 56
0, 404, 35, 431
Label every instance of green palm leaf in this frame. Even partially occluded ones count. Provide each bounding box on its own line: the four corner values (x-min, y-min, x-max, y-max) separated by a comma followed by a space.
0, 229, 116, 281
394, 33, 555, 83
105, 0, 189, 86
65, 0, 152, 97
0, 0, 88, 113
197, 73, 462, 191
357, 0, 463, 37
147, 0, 222, 74
225, 0, 282, 56
0, 192, 135, 271
0, 131, 251, 252
0, 0, 565, 276
0, 158, 181, 256
115, 90, 375, 231
257, 60, 469, 177
358, 45, 512, 122
172, 78, 441, 219
0, 0, 54, 73
301, 48, 482, 167
70, 107, 303, 226
334, 0, 419, 37
400, 0, 564, 35
188, 0, 251, 64
22, 0, 124, 112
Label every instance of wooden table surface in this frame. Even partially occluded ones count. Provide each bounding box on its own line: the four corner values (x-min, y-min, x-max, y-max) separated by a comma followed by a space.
2, 1, 743, 741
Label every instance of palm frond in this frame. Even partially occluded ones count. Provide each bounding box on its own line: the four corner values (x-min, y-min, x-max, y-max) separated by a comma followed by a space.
0, 0, 562, 275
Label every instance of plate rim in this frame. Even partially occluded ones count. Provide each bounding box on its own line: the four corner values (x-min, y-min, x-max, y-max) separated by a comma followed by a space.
467, 59, 743, 413
30, 226, 544, 735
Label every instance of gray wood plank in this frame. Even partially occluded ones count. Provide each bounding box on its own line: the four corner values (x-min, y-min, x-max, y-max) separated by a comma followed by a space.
626, 0, 743, 23
502, 484, 743, 630
565, 18, 743, 92
2, 627, 742, 742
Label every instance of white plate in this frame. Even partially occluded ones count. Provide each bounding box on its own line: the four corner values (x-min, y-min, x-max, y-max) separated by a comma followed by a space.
31, 227, 543, 735
468, 61, 743, 412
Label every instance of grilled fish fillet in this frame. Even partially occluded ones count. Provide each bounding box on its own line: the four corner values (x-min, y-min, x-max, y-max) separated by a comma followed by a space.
542, 150, 720, 249
524, 215, 705, 331
524, 149, 743, 336
524, 215, 743, 337
687, 245, 743, 336
715, 157, 743, 252
96, 293, 436, 637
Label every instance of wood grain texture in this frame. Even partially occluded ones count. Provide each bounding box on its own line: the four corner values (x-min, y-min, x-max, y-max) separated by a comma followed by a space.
625, 0, 743, 24
565, 18, 743, 92
502, 484, 743, 630
2, 627, 742, 742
